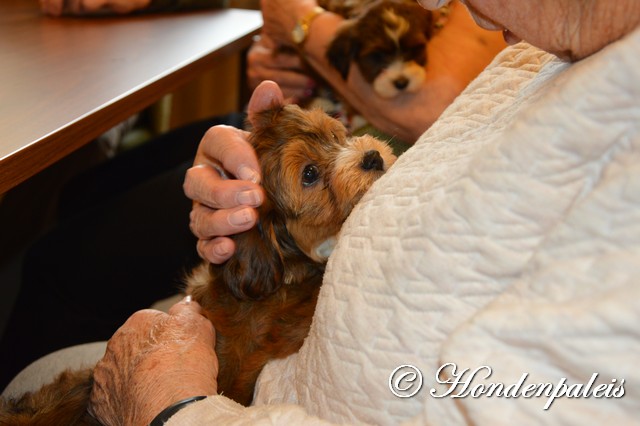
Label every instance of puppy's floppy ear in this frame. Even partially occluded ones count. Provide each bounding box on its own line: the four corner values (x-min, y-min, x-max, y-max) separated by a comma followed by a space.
248, 105, 286, 138
421, 9, 434, 39
222, 204, 286, 300
326, 23, 360, 80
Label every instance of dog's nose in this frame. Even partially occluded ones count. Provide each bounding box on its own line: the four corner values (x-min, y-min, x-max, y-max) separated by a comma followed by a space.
361, 150, 384, 171
393, 76, 409, 90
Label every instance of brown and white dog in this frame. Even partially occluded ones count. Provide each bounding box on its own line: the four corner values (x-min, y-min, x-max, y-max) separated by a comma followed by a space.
322, 0, 435, 98
0, 93, 395, 424
187, 98, 395, 406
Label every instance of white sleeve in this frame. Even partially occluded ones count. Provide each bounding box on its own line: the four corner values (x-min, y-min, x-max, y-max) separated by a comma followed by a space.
441, 254, 640, 424
440, 161, 640, 424
165, 395, 343, 426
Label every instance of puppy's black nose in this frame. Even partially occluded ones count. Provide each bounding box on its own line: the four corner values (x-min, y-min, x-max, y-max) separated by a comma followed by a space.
361, 150, 384, 171
393, 76, 409, 90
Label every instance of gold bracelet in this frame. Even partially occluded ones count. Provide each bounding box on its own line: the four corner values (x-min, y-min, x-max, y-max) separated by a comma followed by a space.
291, 6, 326, 47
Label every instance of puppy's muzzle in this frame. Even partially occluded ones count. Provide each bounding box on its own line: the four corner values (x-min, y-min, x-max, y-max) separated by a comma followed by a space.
361, 150, 384, 171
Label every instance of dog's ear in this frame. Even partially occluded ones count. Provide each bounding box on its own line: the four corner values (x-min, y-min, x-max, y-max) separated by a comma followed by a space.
418, 8, 435, 39
222, 205, 286, 300
326, 23, 360, 80
248, 105, 286, 138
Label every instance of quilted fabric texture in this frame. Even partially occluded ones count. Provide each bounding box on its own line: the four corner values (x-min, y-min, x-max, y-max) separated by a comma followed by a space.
169, 28, 640, 426
254, 43, 569, 425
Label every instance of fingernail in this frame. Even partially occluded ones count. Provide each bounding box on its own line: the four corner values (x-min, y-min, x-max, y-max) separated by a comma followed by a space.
236, 190, 262, 207
237, 165, 260, 184
183, 295, 192, 304
228, 208, 254, 227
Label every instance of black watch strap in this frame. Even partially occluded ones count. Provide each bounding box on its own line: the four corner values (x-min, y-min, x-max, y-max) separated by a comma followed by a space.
149, 396, 208, 426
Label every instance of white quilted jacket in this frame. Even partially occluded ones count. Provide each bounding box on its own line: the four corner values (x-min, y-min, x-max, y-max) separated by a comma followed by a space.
169, 28, 640, 425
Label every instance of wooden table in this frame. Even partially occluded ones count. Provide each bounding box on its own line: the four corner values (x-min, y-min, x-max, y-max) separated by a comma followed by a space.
0, 0, 262, 194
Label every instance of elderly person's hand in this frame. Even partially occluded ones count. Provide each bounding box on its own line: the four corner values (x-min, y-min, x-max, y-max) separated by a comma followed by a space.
183, 82, 286, 264
260, 0, 320, 49
89, 298, 218, 426
247, 33, 318, 104
40, 0, 150, 16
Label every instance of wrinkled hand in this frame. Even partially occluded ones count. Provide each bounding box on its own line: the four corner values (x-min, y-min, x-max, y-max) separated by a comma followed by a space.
89, 299, 218, 426
260, 0, 320, 48
247, 33, 317, 103
40, 0, 150, 16
184, 81, 290, 264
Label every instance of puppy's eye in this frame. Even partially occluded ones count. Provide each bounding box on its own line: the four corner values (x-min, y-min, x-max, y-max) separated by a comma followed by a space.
407, 43, 427, 62
366, 51, 386, 64
302, 165, 320, 187
412, 45, 425, 55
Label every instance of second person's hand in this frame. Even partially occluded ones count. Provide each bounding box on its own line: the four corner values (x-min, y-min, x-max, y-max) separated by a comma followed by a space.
247, 33, 318, 104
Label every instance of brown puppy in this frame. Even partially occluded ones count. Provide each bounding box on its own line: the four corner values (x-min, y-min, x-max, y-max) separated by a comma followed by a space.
188, 101, 395, 405
323, 0, 435, 98
0, 102, 395, 423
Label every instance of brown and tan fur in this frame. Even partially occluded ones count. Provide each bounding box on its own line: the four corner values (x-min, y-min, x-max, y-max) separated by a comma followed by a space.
322, 0, 435, 99
0, 103, 395, 423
